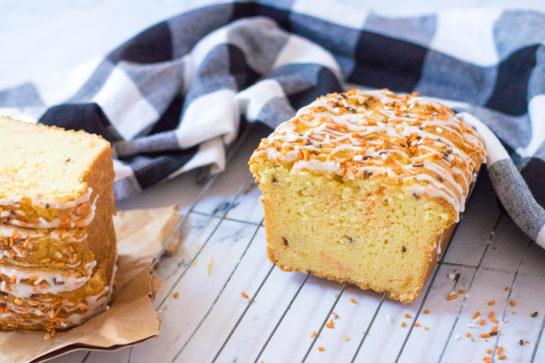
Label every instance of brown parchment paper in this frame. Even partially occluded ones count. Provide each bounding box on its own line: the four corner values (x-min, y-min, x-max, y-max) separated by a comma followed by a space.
0, 205, 181, 363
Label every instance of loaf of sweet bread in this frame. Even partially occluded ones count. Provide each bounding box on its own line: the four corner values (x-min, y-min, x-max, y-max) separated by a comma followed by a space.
0, 117, 116, 334
249, 90, 485, 302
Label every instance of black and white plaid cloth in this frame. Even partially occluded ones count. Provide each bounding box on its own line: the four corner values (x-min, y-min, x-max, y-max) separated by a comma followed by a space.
1, 1, 544, 247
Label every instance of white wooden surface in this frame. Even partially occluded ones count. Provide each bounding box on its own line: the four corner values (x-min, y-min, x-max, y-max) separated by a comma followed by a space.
46, 124, 545, 363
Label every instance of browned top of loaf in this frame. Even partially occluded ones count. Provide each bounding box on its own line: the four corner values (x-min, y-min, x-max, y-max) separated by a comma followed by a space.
250, 89, 486, 214
0, 117, 112, 204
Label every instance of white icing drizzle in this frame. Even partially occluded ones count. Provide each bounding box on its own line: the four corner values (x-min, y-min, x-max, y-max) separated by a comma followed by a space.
0, 187, 93, 210
254, 90, 486, 217
0, 260, 96, 298
0, 224, 87, 243
8, 193, 99, 229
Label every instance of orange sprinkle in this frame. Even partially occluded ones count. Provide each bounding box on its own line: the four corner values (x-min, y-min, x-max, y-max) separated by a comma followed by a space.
458, 289, 466, 294
479, 319, 486, 326
472, 312, 481, 319
497, 346, 504, 355
318, 346, 325, 352
498, 355, 506, 360
504, 287, 509, 292
447, 293, 458, 301
23, 238, 30, 248
486, 349, 492, 354
466, 332, 471, 337
415, 322, 421, 327
350, 298, 357, 303
326, 319, 335, 329
491, 325, 498, 332
488, 300, 496, 306
401, 322, 407, 327
310, 331, 317, 338
173, 292, 179, 299
480, 333, 491, 338
423, 309, 430, 314
489, 312, 499, 324
509, 300, 516, 307
11, 231, 21, 239
241, 292, 249, 299
404, 313, 412, 318
483, 357, 490, 363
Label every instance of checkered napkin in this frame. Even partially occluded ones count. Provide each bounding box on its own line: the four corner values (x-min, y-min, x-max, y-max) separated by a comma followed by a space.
0, 1, 544, 247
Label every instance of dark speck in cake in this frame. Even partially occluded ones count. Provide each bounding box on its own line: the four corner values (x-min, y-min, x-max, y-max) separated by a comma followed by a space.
65, 158, 71, 163
271, 175, 278, 184
402, 246, 407, 253
413, 192, 420, 200
45, 203, 50, 209
282, 237, 288, 246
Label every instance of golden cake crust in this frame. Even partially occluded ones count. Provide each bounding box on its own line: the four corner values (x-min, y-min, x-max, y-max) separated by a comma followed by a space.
250, 89, 485, 217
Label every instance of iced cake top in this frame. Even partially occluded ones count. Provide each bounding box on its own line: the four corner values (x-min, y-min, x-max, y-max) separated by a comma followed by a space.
250, 89, 486, 215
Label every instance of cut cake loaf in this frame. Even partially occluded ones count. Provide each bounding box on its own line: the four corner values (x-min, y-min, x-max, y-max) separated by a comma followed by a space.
249, 90, 485, 303
0, 117, 116, 334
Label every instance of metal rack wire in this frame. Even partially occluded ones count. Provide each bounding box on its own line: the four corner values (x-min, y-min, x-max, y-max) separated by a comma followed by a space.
71, 126, 545, 363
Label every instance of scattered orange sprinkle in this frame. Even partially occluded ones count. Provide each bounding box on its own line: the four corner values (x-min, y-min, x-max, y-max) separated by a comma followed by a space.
241, 292, 249, 299
486, 349, 492, 354
415, 322, 421, 327
318, 346, 325, 352
326, 319, 335, 329
342, 334, 350, 341
331, 312, 339, 319
497, 346, 504, 355
491, 325, 498, 332
488, 300, 496, 306
489, 312, 499, 324
404, 313, 412, 318
509, 300, 516, 307
447, 293, 458, 301
466, 332, 471, 337
480, 333, 491, 338
350, 298, 356, 303
423, 309, 430, 314
173, 292, 179, 299
498, 355, 506, 360
504, 287, 509, 291
473, 312, 481, 319
401, 322, 407, 327
458, 289, 466, 294
479, 319, 486, 326
424, 327, 430, 331
310, 331, 317, 338
483, 357, 490, 363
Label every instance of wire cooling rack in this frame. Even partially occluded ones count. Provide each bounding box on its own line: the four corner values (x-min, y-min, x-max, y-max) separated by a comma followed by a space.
53, 124, 545, 363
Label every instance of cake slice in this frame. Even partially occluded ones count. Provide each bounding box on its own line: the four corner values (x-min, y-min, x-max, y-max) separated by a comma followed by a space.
0, 117, 116, 333
249, 90, 485, 303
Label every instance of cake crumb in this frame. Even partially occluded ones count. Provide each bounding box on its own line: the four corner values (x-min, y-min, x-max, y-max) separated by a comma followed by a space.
208, 256, 214, 276
342, 334, 350, 341
311, 331, 317, 338
241, 292, 249, 299
173, 292, 179, 299
531, 311, 538, 318
454, 334, 461, 340
520, 339, 524, 345
331, 312, 339, 319
386, 314, 394, 323
424, 327, 430, 331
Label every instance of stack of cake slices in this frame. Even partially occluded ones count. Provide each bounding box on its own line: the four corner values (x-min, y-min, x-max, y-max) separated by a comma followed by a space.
0, 117, 117, 337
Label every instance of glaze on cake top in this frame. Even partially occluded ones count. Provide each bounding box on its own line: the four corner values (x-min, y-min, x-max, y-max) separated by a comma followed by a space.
251, 89, 486, 215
